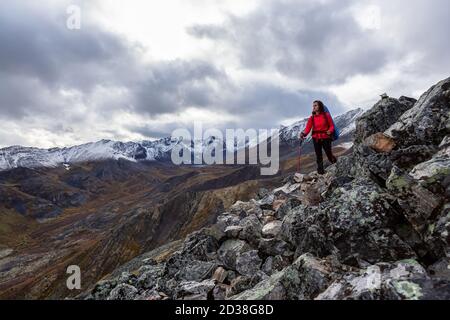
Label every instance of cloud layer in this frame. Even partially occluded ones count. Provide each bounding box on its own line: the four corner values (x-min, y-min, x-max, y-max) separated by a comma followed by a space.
0, 0, 449, 148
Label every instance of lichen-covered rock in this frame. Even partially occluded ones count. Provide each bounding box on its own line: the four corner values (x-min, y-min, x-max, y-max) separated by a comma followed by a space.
274, 197, 302, 220
231, 254, 332, 300
107, 283, 138, 300
136, 264, 165, 290
226, 272, 268, 297
317, 259, 450, 300
175, 279, 216, 300
224, 225, 243, 238
238, 214, 263, 246
386, 77, 450, 148
282, 176, 417, 264
236, 250, 262, 276
217, 239, 251, 270
88, 280, 118, 300
262, 256, 291, 275
387, 166, 444, 234
258, 238, 293, 258
257, 194, 275, 210
355, 96, 416, 144
229, 200, 263, 218
429, 257, 450, 281
216, 213, 241, 233
262, 221, 282, 238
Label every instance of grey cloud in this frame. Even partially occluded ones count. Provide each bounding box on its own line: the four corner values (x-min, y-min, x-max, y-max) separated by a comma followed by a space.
187, 0, 391, 85
186, 24, 229, 39
186, 0, 450, 87
0, 1, 137, 121
130, 60, 228, 115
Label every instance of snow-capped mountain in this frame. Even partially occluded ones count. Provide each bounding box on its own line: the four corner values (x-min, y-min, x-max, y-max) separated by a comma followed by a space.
0, 108, 365, 172
279, 108, 365, 146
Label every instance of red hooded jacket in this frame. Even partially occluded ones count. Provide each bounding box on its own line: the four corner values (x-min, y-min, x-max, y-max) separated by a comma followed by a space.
303, 112, 335, 140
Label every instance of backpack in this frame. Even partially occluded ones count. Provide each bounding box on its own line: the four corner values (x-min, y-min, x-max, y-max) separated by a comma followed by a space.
324, 105, 340, 141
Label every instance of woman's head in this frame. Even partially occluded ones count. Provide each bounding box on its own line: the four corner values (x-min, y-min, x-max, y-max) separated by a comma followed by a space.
313, 100, 325, 114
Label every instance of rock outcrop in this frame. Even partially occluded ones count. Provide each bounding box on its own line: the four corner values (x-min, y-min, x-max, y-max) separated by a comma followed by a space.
83, 77, 450, 301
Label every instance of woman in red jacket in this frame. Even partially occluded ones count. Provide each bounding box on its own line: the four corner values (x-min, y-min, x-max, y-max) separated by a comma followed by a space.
300, 100, 337, 175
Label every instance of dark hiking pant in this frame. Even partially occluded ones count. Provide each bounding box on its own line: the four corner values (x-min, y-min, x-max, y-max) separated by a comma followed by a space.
313, 138, 337, 174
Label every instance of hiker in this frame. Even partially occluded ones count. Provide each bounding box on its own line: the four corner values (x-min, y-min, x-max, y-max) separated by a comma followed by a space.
300, 100, 337, 175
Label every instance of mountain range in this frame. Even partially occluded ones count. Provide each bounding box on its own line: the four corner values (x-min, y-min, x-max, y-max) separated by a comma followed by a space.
0, 108, 364, 172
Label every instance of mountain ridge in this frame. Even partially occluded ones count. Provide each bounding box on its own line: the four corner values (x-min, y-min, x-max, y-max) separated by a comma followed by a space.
0, 108, 365, 172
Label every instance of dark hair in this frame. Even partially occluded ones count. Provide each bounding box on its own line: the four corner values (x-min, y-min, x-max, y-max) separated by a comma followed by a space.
313, 100, 325, 113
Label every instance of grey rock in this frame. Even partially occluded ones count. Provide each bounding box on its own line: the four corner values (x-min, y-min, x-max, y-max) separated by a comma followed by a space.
236, 250, 263, 276
217, 239, 251, 270
258, 238, 293, 258
225, 225, 243, 238
262, 256, 291, 276
355, 96, 415, 144
107, 284, 138, 300
262, 221, 282, 238
317, 259, 450, 300
175, 280, 216, 300
238, 214, 263, 246
231, 254, 332, 300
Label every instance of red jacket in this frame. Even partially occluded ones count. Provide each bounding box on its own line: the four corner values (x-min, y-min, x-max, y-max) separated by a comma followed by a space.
303, 112, 335, 140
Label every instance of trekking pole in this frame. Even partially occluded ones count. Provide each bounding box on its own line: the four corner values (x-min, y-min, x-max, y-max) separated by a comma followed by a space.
297, 138, 304, 173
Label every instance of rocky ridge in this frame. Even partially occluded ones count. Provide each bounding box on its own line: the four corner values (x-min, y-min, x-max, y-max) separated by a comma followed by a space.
84, 77, 450, 300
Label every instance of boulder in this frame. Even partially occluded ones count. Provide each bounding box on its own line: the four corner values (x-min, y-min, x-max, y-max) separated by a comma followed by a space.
216, 213, 241, 233
175, 280, 216, 300
274, 197, 302, 220
236, 250, 263, 276
107, 284, 138, 300
262, 221, 282, 238
238, 215, 263, 246
217, 239, 251, 270
385, 77, 450, 148
136, 264, 165, 290
88, 280, 118, 300
229, 200, 263, 218
364, 133, 396, 153
355, 96, 415, 144
225, 226, 243, 238
282, 177, 417, 264
257, 194, 275, 210
212, 284, 228, 300
258, 238, 294, 258
262, 256, 291, 275
226, 272, 268, 298
317, 259, 450, 300
212, 267, 228, 283
386, 166, 443, 234
231, 254, 332, 300
273, 182, 301, 196
294, 173, 305, 183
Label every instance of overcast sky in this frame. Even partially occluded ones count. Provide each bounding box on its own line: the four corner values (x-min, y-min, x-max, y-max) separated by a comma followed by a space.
0, 0, 449, 148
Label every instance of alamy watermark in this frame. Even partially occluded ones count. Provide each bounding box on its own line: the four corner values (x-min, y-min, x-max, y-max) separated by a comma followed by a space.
171, 122, 280, 176
66, 5, 81, 30
66, 265, 81, 290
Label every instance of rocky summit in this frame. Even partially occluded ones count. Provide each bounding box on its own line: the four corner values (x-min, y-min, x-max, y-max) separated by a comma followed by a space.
82, 77, 450, 301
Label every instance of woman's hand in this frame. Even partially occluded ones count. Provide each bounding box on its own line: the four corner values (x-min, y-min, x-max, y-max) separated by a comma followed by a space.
326, 131, 332, 136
